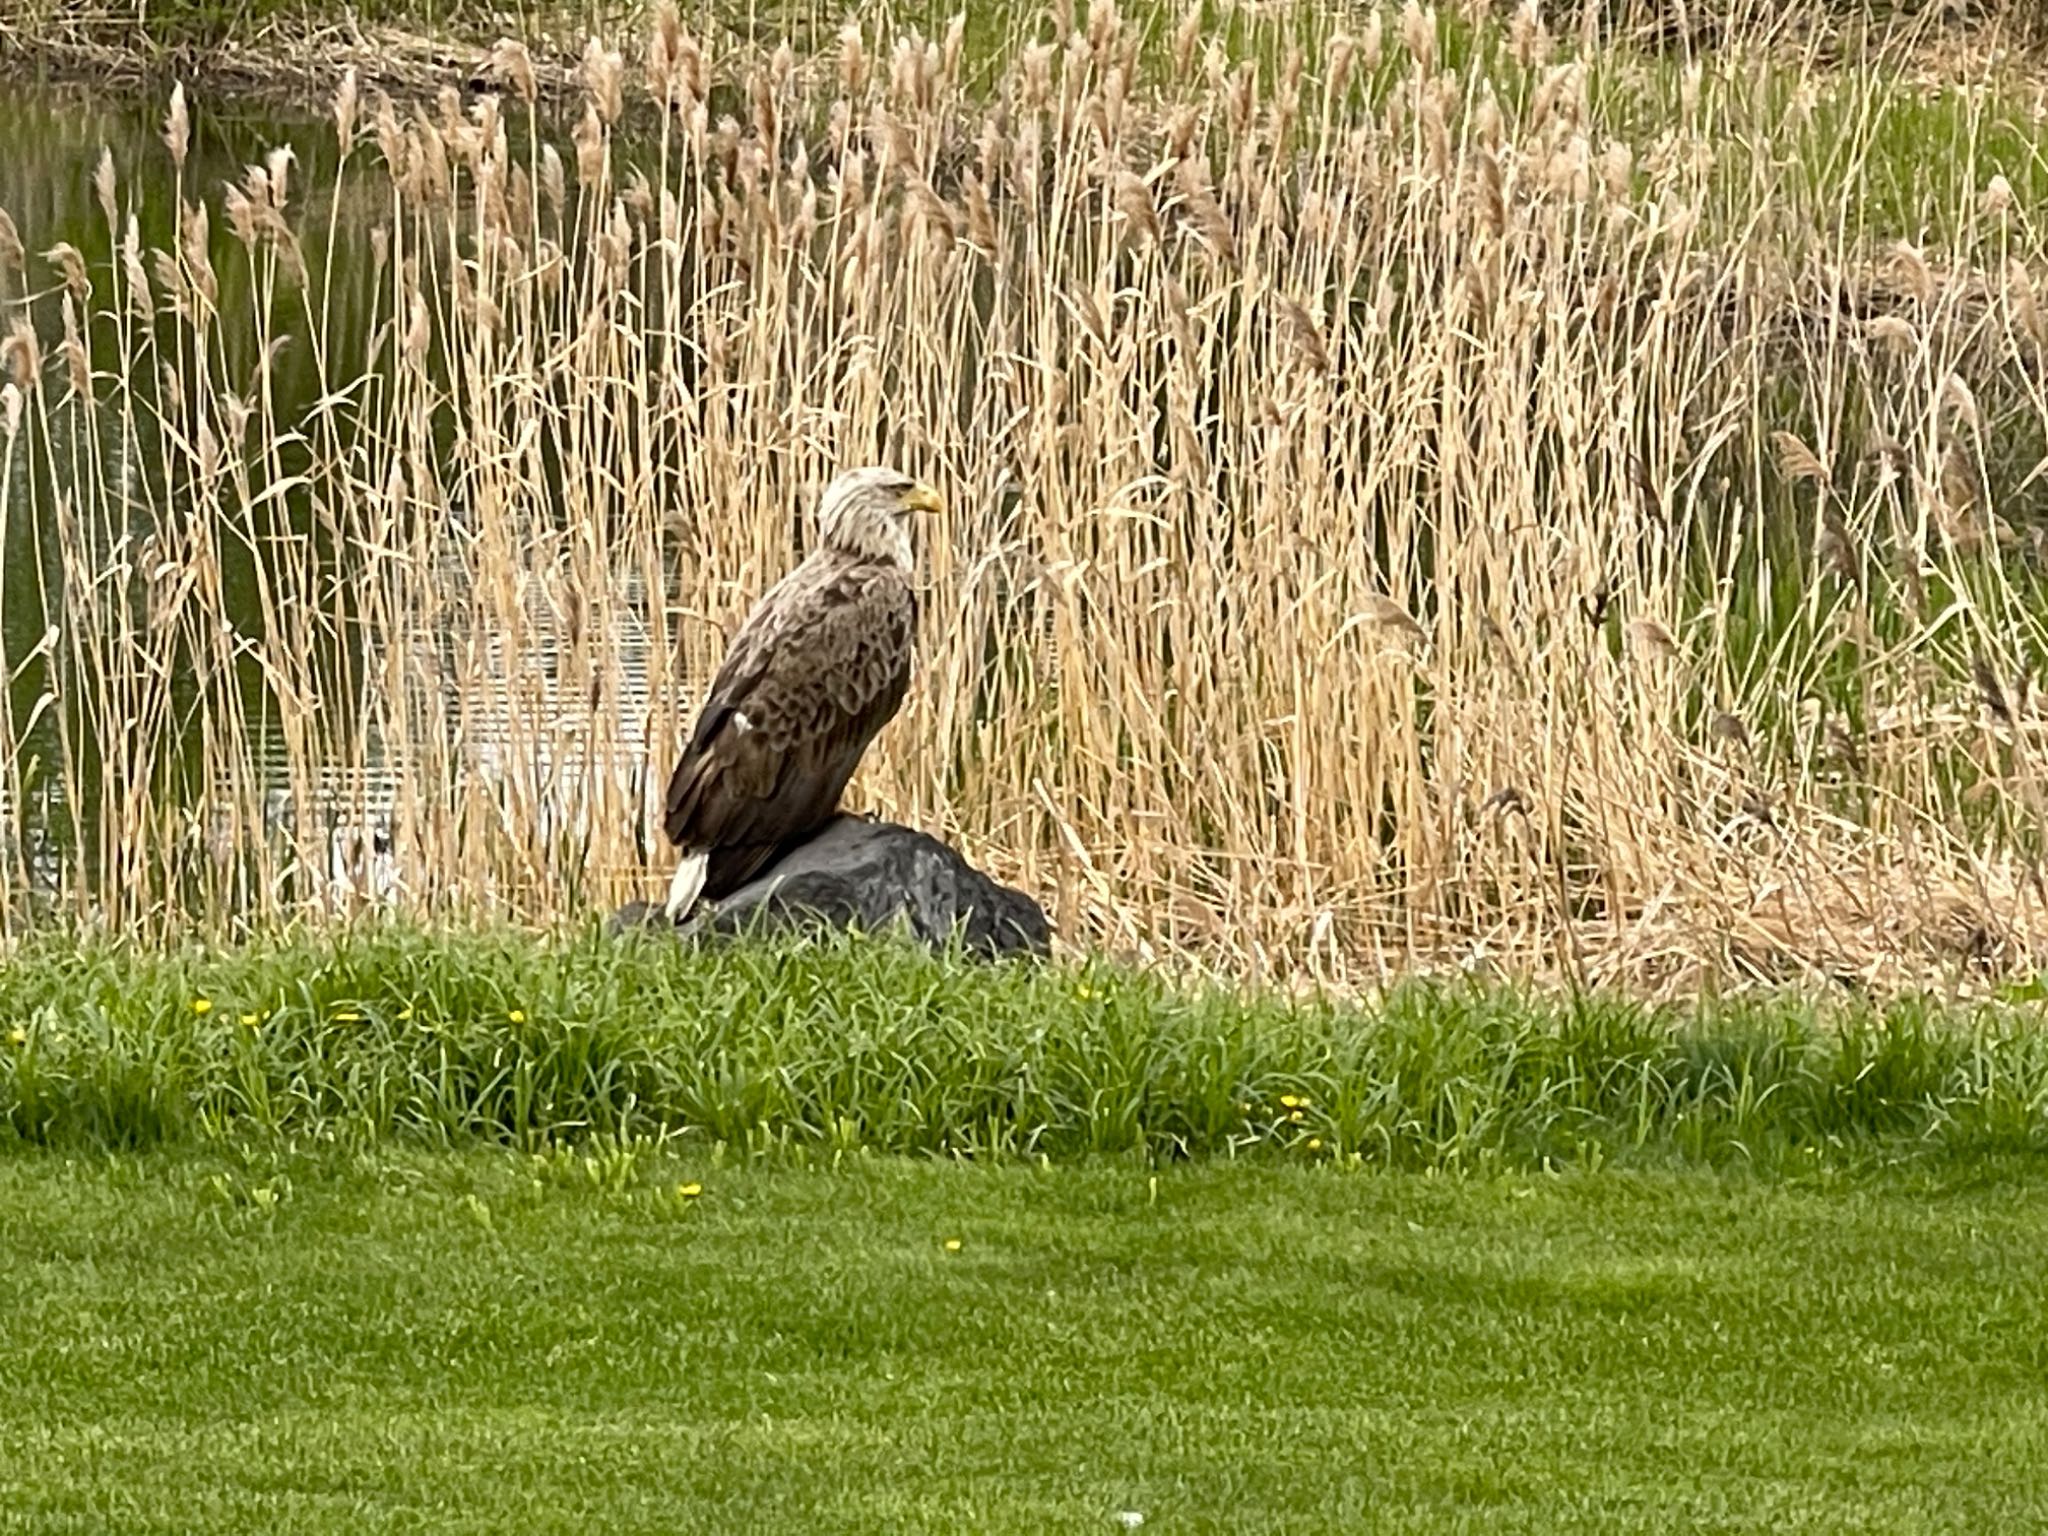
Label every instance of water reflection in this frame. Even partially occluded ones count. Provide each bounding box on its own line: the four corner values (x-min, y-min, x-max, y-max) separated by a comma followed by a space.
250, 567, 661, 908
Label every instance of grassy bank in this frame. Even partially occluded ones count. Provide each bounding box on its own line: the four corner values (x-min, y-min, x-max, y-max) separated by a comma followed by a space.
4, 1149, 2046, 1531
3, 927, 2047, 1166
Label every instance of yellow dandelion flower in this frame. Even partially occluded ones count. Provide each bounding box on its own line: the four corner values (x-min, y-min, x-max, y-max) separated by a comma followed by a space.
1307, 1138, 1323, 1152
6, 1027, 25, 1048
943, 1237, 963, 1253
508, 1009, 527, 1024
239, 1013, 259, 1028
1278, 1093, 1304, 1109
677, 1182, 703, 1198
191, 998, 213, 1016
1288, 1109, 1305, 1123
397, 1006, 415, 1021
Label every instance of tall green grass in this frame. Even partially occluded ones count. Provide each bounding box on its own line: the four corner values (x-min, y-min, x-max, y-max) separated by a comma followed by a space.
3, 927, 2045, 1165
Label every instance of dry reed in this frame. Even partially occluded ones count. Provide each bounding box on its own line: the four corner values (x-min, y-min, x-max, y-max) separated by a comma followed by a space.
3, 0, 2048, 996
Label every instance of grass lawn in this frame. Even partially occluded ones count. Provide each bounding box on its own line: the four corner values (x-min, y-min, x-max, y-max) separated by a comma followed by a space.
3, 1149, 2046, 1532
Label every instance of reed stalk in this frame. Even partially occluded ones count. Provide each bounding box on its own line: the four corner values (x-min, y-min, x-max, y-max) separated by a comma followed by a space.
3, 0, 2046, 994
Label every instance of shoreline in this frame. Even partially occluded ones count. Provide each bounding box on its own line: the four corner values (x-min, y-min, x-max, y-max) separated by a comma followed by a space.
7, 2, 2045, 121
0, 11, 594, 116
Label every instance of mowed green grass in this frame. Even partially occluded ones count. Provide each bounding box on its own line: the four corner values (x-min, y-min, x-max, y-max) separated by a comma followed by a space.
2, 1149, 2046, 1532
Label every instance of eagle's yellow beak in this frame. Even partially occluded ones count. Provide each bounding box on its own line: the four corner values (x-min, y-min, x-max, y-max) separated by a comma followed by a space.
900, 481, 945, 516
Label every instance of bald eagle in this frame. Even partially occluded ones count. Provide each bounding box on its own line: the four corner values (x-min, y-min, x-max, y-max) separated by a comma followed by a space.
660, 466, 944, 920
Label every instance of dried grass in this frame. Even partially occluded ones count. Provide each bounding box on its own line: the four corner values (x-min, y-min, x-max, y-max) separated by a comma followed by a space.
4, 0, 2048, 997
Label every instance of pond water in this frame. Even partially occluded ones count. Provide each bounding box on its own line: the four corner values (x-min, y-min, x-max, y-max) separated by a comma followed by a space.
0, 77, 665, 915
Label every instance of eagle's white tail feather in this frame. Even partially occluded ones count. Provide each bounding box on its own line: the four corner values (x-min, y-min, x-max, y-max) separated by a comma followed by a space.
665, 851, 708, 921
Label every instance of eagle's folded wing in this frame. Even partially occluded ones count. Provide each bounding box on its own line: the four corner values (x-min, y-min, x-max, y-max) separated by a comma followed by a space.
661, 562, 914, 881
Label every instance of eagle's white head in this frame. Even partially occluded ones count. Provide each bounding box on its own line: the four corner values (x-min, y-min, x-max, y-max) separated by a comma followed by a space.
816, 465, 943, 571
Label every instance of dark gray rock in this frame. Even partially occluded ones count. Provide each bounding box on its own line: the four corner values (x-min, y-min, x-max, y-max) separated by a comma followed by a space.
610, 815, 1051, 959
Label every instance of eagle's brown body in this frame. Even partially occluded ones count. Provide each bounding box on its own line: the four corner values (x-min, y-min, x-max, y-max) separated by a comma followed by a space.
658, 466, 936, 919
662, 551, 915, 900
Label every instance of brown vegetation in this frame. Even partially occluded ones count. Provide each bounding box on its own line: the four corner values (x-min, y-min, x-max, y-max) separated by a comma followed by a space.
3, 0, 2048, 995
